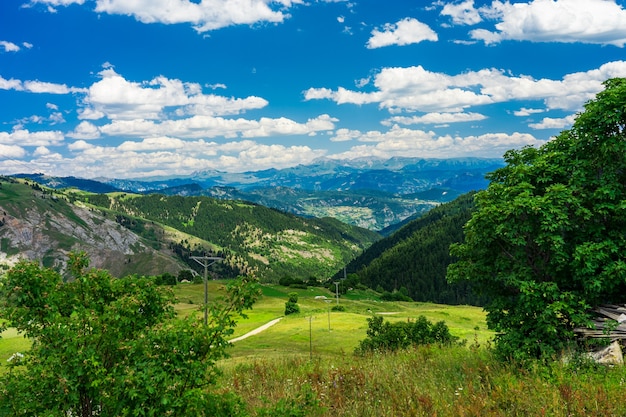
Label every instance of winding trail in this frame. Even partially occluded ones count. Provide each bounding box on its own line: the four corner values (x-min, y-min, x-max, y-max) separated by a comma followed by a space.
229, 317, 283, 343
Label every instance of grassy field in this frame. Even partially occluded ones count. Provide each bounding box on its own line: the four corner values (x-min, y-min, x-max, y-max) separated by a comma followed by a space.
0, 281, 489, 365
3, 282, 626, 416
169, 282, 491, 361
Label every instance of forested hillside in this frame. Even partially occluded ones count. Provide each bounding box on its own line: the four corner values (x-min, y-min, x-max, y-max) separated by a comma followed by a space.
339, 193, 484, 305
77, 192, 380, 282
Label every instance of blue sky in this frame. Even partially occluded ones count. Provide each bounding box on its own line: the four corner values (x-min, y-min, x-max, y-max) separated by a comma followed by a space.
2, 0, 626, 179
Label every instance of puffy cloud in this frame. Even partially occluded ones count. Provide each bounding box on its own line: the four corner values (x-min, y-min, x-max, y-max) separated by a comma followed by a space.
0, 41, 33, 52
0, 129, 65, 147
305, 61, 626, 113
24, 80, 86, 94
440, 0, 482, 25
0, 41, 21, 52
80, 68, 268, 120
330, 125, 545, 159
0, 75, 85, 94
0, 144, 26, 159
117, 136, 186, 152
383, 112, 487, 126
33, 146, 52, 156
529, 114, 577, 129
304, 86, 382, 105
307, 65, 491, 113
331, 128, 362, 142
45, 138, 326, 178
15, 112, 65, 126
367, 18, 438, 49
92, 0, 295, 33
0, 76, 23, 90
68, 140, 94, 151
28, 0, 85, 7
514, 107, 545, 116
67, 121, 101, 139
472, 0, 626, 47
98, 113, 336, 139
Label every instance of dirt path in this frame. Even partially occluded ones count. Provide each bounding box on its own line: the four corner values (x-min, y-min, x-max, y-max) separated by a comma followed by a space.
229, 317, 283, 343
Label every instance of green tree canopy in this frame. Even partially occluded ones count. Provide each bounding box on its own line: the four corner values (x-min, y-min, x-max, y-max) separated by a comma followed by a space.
448, 78, 626, 360
0, 252, 259, 416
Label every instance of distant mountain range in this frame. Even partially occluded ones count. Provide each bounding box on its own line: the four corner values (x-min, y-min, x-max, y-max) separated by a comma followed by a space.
14, 157, 503, 231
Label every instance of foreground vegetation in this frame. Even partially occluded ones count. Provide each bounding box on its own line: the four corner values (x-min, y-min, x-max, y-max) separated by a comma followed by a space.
2, 272, 626, 416
224, 347, 626, 417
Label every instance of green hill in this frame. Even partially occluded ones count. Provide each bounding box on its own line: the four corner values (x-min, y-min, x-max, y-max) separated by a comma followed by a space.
339, 192, 484, 305
0, 177, 379, 282
69, 189, 380, 282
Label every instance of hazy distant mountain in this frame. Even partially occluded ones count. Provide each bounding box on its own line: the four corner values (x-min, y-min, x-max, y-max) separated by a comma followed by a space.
184, 157, 503, 194
13, 157, 503, 231
12, 173, 122, 194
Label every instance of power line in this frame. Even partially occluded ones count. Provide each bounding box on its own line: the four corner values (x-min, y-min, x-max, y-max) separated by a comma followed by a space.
190, 255, 223, 326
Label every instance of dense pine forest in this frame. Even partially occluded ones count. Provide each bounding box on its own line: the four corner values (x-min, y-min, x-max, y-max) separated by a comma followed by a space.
338, 193, 485, 305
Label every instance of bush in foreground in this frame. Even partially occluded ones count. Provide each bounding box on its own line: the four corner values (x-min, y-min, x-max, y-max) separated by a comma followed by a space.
355, 315, 458, 354
0, 252, 260, 417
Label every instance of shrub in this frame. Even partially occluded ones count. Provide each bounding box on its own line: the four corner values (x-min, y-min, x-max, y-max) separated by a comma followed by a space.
285, 301, 300, 315
279, 276, 294, 286
356, 315, 458, 354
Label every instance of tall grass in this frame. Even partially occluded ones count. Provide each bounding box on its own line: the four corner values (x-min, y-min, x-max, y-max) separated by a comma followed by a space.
221, 346, 626, 416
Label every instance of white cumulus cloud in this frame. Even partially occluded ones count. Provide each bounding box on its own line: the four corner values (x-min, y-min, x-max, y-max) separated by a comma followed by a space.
305, 60, 626, 114
441, 0, 482, 25
0, 41, 21, 52
0, 129, 65, 147
383, 112, 487, 126
330, 125, 545, 160
80, 68, 268, 121
472, 0, 626, 47
0, 144, 27, 159
529, 114, 577, 129
367, 17, 438, 49
44, 138, 327, 178
93, 0, 295, 33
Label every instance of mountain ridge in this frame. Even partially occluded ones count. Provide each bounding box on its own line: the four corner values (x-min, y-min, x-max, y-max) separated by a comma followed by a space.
14, 157, 502, 231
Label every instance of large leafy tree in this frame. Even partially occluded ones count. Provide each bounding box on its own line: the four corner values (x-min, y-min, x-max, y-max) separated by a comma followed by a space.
0, 252, 259, 416
448, 78, 626, 360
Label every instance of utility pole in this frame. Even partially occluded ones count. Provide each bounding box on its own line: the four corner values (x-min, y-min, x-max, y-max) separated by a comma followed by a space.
334, 281, 340, 305
325, 299, 332, 331
191, 255, 223, 326
309, 316, 313, 360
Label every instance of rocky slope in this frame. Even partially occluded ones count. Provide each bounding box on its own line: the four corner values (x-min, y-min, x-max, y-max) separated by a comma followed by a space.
0, 179, 182, 277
